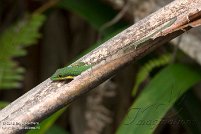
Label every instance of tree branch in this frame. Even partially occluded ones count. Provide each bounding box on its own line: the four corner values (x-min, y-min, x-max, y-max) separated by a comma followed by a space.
0, 0, 201, 133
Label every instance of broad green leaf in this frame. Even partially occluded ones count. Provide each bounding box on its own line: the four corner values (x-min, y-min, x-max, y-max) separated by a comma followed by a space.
116, 64, 201, 134
0, 101, 9, 109
46, 125, 69, 134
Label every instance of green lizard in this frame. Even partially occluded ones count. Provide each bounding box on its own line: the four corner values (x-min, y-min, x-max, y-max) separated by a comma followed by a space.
51, 17, 176, 81
51, 62, 92, 81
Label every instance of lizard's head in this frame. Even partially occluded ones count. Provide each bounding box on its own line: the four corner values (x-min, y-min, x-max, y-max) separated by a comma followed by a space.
50, 68, 74, 81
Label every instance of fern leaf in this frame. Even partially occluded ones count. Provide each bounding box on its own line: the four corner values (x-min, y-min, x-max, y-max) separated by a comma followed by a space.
132, 54, 172, 96
0, 14, 45, 89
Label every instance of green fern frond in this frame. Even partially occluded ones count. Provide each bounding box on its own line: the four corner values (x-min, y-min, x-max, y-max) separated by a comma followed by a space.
132, 53, 172, 96
0, 13, 45, 89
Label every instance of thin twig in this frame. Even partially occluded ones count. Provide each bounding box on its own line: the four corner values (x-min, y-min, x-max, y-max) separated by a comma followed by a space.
34, 0, 60, 14
98, 0, 131, 40
99, 0, 131, 32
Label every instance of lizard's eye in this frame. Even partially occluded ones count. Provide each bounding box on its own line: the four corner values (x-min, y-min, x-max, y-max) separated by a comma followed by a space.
58, 75, 62, 77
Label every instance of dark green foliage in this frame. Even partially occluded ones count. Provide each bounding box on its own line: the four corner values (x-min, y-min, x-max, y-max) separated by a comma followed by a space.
27, 108, 67, 134
58, 0, 128, 36
0, 101, 9, 109
116, 64, 201, 134
174, 90, 201, 134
